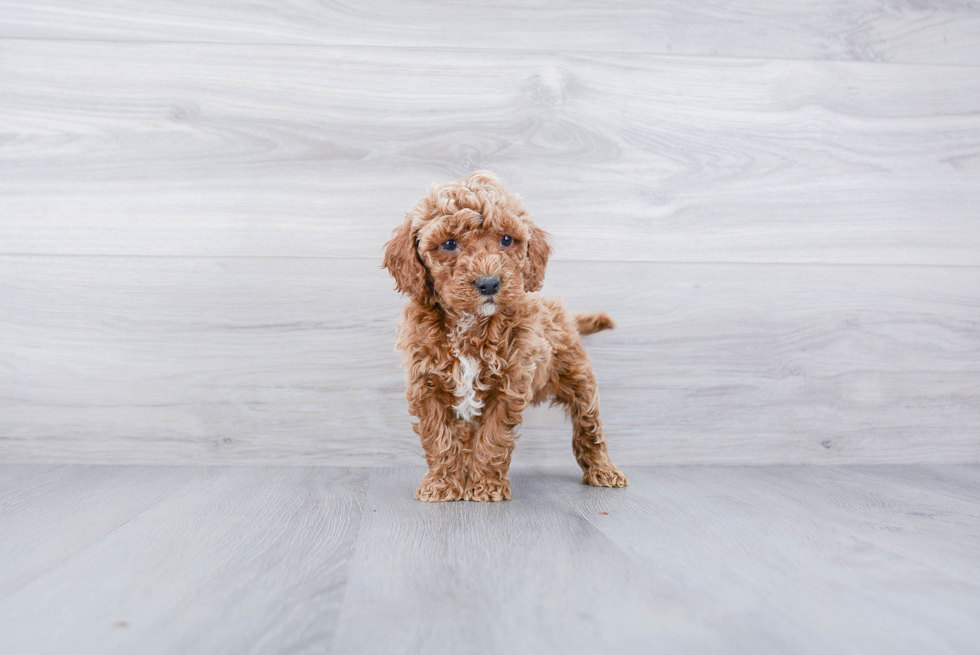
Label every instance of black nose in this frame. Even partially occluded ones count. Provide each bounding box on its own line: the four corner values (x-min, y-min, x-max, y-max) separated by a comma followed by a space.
474, 275, 500, 297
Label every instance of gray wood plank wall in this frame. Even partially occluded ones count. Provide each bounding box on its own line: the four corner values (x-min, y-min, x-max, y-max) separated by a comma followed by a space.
3, 1, 980, 65
1, 2, 978, 465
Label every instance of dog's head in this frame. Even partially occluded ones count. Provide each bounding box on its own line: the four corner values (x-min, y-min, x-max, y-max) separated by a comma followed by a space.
383, 171, 551, 316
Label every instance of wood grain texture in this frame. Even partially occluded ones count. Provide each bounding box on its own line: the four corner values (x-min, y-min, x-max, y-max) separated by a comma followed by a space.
3, 465, 978, 654
0, 465, 369, 655
2, 5, 978, 468
1, 1, 979, 65
2, 41, 979, 264
335, 466, 980, 654
2, 256, 977, 465
856, 463, 980, 501
572, 466, 980, 654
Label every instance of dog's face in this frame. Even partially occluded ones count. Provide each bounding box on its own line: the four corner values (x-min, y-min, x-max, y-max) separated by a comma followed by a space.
384, 172, 551, 315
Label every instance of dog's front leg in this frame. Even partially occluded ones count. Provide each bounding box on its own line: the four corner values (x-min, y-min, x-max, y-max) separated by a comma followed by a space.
463, 393, 525, 502
408, 380, 469, 502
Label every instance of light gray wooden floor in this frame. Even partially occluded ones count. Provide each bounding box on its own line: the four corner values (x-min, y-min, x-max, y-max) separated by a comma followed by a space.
2, 464, 979, 654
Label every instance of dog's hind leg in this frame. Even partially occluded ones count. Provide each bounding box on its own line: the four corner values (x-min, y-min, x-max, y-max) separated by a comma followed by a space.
553, 343, 628, 488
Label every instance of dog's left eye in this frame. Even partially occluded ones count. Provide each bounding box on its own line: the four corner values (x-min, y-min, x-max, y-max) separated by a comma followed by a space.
500, 235, 513, 247
440, 240, 457, 252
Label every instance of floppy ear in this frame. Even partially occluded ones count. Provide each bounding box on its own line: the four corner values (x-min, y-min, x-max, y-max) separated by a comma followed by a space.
382, 215, 430, 301
523, 222, 552, 292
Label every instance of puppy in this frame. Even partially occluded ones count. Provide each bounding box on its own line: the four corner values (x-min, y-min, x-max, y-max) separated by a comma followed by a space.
383, 171, 628, 502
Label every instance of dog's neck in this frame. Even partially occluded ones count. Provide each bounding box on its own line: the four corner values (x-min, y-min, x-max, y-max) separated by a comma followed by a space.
451, 311, 476, 337
446, 308, 485, 336
440, 307, 493, 355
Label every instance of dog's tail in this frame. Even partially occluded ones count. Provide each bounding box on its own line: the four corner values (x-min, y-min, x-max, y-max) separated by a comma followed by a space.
574, 312, 615, 336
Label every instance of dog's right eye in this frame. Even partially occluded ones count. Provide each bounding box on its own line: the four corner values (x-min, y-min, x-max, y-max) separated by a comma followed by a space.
440, 240, 458, 252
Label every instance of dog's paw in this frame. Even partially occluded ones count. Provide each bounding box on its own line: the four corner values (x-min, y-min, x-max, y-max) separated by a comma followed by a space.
463, 478, 512, 502
415, 475, 464, 502
582, 465, 629, 488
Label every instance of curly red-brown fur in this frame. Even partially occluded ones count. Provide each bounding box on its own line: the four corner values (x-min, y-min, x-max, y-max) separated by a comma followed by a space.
383, 171, 628, 502
574, 312, 616, 336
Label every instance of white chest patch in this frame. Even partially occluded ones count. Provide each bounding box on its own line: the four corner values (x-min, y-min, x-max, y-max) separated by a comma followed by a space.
452, 354, 484, 422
